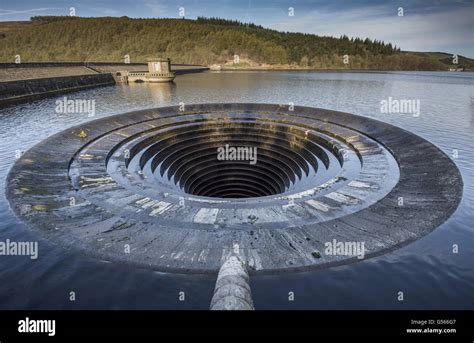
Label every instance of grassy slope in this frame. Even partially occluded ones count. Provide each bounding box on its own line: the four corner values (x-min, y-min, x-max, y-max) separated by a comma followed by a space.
0, 21, 40, 37
0, 16, 471, 70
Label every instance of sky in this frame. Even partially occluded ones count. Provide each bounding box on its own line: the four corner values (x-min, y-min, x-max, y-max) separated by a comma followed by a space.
1, 0, 473, 57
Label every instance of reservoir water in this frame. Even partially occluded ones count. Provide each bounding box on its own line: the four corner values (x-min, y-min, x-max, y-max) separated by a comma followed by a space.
0, 71, 473, 309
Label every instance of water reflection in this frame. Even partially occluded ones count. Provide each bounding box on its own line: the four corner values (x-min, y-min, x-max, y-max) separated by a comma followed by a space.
126, 82, 177, 104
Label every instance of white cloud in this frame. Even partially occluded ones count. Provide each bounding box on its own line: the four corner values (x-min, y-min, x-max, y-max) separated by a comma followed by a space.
0, 8, 62, 17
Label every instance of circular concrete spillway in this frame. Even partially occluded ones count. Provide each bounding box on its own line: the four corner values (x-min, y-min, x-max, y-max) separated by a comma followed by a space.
111, 117, 367, 200
6, 103, 463, 274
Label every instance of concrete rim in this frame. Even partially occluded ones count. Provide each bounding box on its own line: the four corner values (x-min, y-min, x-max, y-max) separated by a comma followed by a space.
6, 103, 463, 275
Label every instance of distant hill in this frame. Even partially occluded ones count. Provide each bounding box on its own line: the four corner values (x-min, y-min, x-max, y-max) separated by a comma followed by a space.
0, 16, 471, 71
409, 51, 474, 70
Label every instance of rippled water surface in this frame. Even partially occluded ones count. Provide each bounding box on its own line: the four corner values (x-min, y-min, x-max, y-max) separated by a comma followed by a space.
0, 71, 473, 309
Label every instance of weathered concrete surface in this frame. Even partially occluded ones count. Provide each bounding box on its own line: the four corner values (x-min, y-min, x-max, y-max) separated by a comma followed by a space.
6, 103, 463, 275
210, 256, 254, 310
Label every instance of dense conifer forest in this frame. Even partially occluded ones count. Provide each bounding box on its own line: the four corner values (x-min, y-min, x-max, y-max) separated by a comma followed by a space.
0, 16, 471, 70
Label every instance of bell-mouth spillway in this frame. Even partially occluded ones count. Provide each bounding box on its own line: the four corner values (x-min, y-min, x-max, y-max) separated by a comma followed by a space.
6, 103, 463, 274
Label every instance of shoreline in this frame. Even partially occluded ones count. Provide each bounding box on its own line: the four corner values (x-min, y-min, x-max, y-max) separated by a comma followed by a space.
1, 62, 470, 73
218, 67, 472, 73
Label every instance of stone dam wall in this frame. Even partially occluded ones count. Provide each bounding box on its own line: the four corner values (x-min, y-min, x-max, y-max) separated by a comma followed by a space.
0, 66, 98, 82
0, 63, 208, 107
0, 73, 116, 107
0, 63, 208, 81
